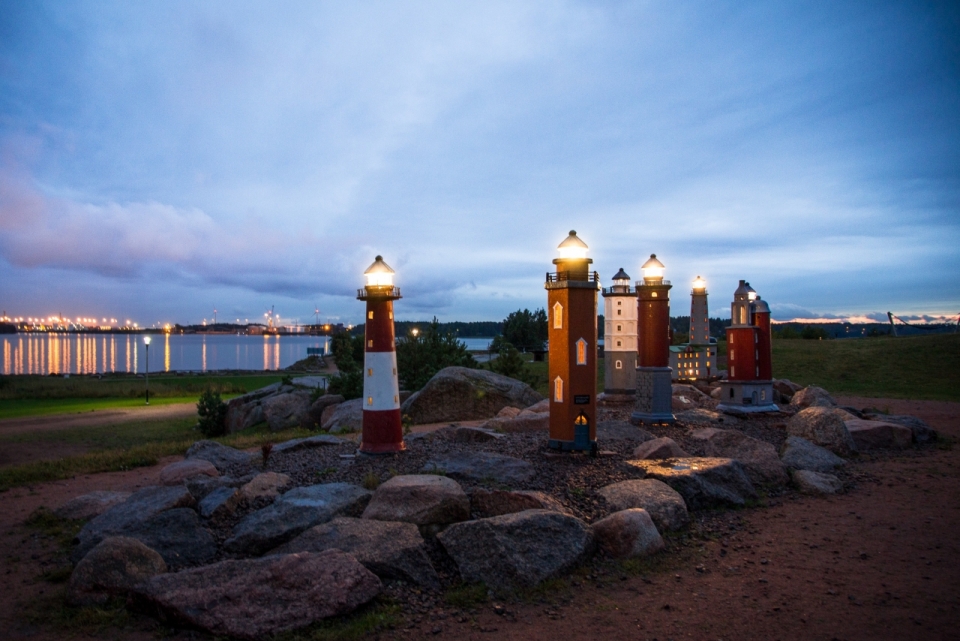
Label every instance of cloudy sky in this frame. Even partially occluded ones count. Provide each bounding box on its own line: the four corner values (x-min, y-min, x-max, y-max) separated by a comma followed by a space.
1, 1, 958, 327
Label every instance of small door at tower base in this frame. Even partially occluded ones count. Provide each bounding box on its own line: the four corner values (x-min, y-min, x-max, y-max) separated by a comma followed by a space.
548, 411, 598, 454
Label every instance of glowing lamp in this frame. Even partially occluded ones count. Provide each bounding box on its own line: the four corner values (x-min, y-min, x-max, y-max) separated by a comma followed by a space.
557, 230, 589, 260
641, 254, 665, 282
364, 255, 396, 287
692, 275, 707, 291
143, 336, 152, 345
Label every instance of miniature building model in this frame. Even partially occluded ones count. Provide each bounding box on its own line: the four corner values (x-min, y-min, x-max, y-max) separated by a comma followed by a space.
669, 276, 717, 381
357, 256, 405, 453
717, 280, 778, 413
545, 231, 599, 452
631, 254, 675, 424
602, 268, 637, 398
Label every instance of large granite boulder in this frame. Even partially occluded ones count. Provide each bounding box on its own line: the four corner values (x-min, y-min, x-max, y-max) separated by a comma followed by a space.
55, 491, 131, 521
120, 508, 218, 569
321, 398, 363, 433
437, 510, 593, 593
299, 394, 346, 430
626, 458, 757, 510
236, 472, 293, 503
590, 509, 664, 559
422, 452, 534, 485
773, 379, 802, 401
400, 367, 543, 425
185, 440, 258, 474
525, 399, 550, 413
483, 412, 550, 433
779, 436, 846, 472
597, 479, 689, 531
198, 486, 240, 519
158, 459, 219, 486
224, 483, 372, 556
272, 434, 346, 455
469, 489, 570, 518
224, 383, 281, 433
863, 414, 936, 444
73, 486, 196, 562
793, 469, 843, 495
688, 428, 788, 486
271, 517, 439, 589
67, 536, 167, 606
789, 386, 837, 409
363, 475, 470, 527
787, 407, 858, 456
632, 437, 690, 460
135, 550, 381, 640
845, 418, 913, 450
262, 390, 312, 432
186, 474, 250, 502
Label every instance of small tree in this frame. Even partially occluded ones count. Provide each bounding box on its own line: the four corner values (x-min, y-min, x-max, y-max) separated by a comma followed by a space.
396, 318, 477, 391
502, 308, 547, 352
328, 369, 363, 400
197, 389, 228, 437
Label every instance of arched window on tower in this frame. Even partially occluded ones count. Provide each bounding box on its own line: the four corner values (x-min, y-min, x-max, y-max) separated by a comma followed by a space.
553, 302, 563, 329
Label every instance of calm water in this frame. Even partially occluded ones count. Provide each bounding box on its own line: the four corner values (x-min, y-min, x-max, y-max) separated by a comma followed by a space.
0, 333, 331, 375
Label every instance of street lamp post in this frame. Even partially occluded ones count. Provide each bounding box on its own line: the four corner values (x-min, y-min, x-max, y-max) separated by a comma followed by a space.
143, 336, 152, 405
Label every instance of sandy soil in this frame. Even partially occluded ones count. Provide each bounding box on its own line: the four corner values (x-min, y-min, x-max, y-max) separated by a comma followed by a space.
2, 396, 958, 641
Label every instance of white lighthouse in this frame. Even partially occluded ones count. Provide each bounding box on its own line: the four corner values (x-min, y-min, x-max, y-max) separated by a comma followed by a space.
602, 268, 636, 400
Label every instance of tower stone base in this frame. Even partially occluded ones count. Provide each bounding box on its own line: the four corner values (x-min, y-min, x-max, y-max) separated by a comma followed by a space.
716, 380, 779, 414
631, 366, 675, 425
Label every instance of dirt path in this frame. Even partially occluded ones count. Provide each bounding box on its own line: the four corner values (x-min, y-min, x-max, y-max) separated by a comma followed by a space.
0, 403, 198, 437
2, 397, 958, 641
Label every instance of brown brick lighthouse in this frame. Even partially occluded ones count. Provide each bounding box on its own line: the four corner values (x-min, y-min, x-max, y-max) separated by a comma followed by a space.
545, 231, 599, 452
631, 254, 675, 425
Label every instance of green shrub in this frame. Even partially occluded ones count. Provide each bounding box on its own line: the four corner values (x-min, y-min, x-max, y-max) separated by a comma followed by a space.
328, 369, 363, 400
196, 389, 228, 437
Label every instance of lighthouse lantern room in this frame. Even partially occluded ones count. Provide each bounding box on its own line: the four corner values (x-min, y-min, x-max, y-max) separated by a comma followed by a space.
357, 255, 405, 454
545, 231, 599, 452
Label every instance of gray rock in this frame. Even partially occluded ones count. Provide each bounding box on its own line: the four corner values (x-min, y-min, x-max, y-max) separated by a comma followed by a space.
496, 406, 522, 419
262, 390, 312, 432
437, 509, 593, 593
272, 434, 347, 454
299, 394, 345, 430
675, 408, 741, 426
772, 379, 802, 400
469, 489, 570, 518
626, 458, 758, 510
123, 508, 218, 569
688, 428, 789, 487
363, 475, 470, 527
73, 485, 196, 563
198, 486, 239, 519
400, 367, 544, 425
482, 413, 550, 433
158, 459, 219, 486
441, 426, 505, 442
789, 386, 837, 409
632, 437, 690, 460
271, 517, 439, 589
524, 399, 550, 413
224, 483, 371, 556
321, 398, 363, 433
67, 536, 167, 606
224, 383, 280, 433
671, 384, 717, 409
136, 550, 381, 640
55, 491, 131, 521
845, 418, 913, 450
597, 479, 689, 531
423, 452, 534, 486
597, 420, 655, 442
863, 414, 937, 444
185, 474, 250, 501
779, 436, 846, 472
787, 407, 858, 456
236, 472, 293, 503
793, 469, 843, 494
590, 509, 664, 559
185, 440, 258, 474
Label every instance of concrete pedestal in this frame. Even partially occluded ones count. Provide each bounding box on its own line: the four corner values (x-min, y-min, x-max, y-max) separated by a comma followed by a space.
631, 366, 675, 425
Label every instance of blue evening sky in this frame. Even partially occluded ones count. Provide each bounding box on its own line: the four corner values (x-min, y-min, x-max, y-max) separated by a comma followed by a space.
1, 1, 958, 327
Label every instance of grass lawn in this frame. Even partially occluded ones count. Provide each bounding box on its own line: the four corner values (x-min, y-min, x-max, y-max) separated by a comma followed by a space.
773, 334, 959, 401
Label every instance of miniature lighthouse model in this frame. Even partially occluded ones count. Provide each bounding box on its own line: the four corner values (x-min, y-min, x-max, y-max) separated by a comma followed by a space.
717, 280, 778, 413
545, 231, 599, 452
602, 268, 637, 399
668, 276, 717, 381
631, 254, 675, 425
357, 256, 405, 453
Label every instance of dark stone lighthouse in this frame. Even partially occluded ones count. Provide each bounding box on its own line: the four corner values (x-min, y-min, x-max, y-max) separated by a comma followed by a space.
545, 231, 599, 452
631, 254, 675, 425
357, 255, 405, 454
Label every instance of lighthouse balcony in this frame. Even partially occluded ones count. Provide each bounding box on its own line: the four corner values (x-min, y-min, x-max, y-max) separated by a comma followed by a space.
545, 271, 601, 290
357, 286, 401, 300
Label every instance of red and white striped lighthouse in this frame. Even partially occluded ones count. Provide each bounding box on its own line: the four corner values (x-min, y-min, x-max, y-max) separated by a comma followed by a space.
718, 280, 777, 413
357, 256, 405, 454
631, 254, 675, 425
